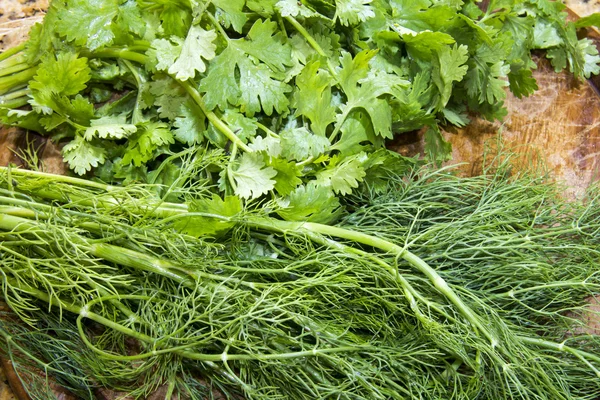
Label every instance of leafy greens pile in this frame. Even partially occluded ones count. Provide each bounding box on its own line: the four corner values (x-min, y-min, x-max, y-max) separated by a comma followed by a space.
1, 156, 600, 399
1, 0, 599, 203
1, 0, 600, 399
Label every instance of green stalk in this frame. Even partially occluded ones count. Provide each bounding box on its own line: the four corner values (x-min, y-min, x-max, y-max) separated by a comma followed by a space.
284, 16, 338, 82
0, 67, 37, 96
178, 80, 251, 153
245, 217, 498, 347
88, 48, 148, 64
0, 63, 31, 78
519, 336, 600, 378
0, 43, 26, 63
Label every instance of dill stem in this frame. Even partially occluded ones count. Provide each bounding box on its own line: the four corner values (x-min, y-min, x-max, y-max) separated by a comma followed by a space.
245, 217, 498, 347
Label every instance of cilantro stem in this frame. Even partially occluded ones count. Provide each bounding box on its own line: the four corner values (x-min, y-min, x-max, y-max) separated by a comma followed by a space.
0, 62, 30, 78
0, 67, 37, 95
284, 16, 338, 82
256, 122, 278, 138
89, 48, 148, 65
178, 80, 251, 153
0, 42, 26, 63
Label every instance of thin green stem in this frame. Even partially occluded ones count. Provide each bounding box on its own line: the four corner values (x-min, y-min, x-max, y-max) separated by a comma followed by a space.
178, 80, 251, 153
284, 16, 338, 82
245, 217, 498, 347
0, 43, 26, 63
90, 48, 148, 65
0, 63, 31, 78
519, 336, 600, 378
0, 67, 37, 96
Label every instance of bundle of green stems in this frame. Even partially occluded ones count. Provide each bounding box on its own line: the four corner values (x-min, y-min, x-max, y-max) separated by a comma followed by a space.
0, 153, 599, 399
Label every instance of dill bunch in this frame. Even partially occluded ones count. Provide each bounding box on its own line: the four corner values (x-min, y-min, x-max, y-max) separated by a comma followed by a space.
0, 153, 599, 399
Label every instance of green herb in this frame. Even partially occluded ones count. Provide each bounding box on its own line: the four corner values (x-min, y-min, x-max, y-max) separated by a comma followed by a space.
0, 0, 599, 207
0, 155, 599, 398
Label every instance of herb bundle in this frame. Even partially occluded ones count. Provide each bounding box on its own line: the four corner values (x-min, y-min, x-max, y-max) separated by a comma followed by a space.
1, 0, 600, 398
0, 155, 600, 398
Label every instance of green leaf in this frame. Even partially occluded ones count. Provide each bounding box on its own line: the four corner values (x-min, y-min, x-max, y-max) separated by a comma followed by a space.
432, 44, 469, 110
212, 0, 247, 33
168, 25, 217, 81
173, 101, 205, 145
315, 153, 367, 195
276, 182, 342, 224
334, 0, 375, 26
508, 67, 538, 98
293, 61, 337, 136
121, 122, 174, 166
222, 109, 258, 142
235, 19, 293, 72
84, 115, 137, 140
55, 0, 119, 50
276, 0, 318, 18
231, 153, 277, 199
574, 13, 600, 29
333, 110, 381, 156
147, 38, 183, 72
424, 125, 452, 164
237, 57, 292, 116
62, 135, 107, 175
29, 53, 91, 108
267, 157, 303, 196
402, 31, 456, 61
248, 135, 282, 157
199, 47, 242, 111
176, 195, 242, 237
280, 127, 330, 162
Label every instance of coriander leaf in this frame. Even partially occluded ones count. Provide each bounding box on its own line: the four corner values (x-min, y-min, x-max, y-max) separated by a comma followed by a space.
222, 109, 258, 142
231, 153, 277, 199
315, 153, 367, 195
237, 57, 292, 116
55, 0, 119, 50
199, 47, 242, 111
280, 127, 330, 161
29, 53, 91, 108
149, 76, 189, 120
173, 101, 205, 145
334, 0, 375, 26
212, 0, 247, 33
532, 19, 562, 49
432, 44, 469, 110
235, 19, 293, 72
62, 135, 107, 175
574, 13, 600, 29
168, 25, 217, 81
276, 0, 318, 18
333, 110, 380, 156
293, 61, 337, 136
176, 195, 242, 237
508, 67, 538, 98
577, 38, 600, 79
276, 182, 342, 224
267, 157, 303, 196
424, 125, 452, 164
121, 122, 174, 166
84, 115, 137, 141
248, 135, 282, 157
147, 38, 183, 72
402, 31, 456, 61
